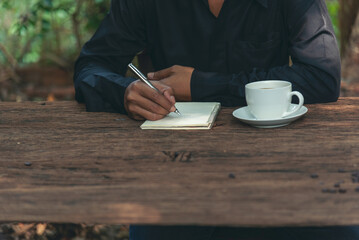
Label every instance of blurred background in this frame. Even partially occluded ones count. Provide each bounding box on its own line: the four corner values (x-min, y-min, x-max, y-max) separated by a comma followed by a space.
0, 0, 359, 240
0, 0, 111, 102
0, 0, 359, 103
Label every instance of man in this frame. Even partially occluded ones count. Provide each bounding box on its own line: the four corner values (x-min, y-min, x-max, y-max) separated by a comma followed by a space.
74, 0, 341, 119
74, 0, 358, 239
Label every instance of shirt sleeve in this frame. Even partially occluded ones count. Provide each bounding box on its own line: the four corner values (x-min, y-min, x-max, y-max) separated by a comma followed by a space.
191, 0, 341, 106
73, 0, 146, 113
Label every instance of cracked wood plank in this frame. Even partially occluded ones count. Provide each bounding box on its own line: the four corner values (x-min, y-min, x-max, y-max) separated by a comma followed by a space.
0, 98, 359, 226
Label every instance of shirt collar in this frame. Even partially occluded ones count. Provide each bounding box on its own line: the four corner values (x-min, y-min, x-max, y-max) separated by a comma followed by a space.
255, 0, 268, 8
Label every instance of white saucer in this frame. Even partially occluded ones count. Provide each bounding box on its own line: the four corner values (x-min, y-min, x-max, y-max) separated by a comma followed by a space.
232, 104, 308, 128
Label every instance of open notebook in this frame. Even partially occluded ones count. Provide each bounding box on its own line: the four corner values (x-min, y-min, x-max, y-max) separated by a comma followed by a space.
140, 102, 221, 130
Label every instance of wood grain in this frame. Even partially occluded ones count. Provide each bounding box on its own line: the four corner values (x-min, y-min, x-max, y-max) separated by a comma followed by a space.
0, 98, 359, 226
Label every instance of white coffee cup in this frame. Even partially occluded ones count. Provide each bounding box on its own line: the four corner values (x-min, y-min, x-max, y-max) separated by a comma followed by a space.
245, 80, 304, 120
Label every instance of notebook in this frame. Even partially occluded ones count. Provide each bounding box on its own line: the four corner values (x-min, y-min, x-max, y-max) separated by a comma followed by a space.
140, 102, 221, 130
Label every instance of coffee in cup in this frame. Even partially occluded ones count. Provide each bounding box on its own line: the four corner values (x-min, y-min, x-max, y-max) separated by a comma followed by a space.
245, 80, 304, 120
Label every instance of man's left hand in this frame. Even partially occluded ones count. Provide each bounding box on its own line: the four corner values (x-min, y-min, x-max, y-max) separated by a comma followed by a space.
147, 65, 194, 101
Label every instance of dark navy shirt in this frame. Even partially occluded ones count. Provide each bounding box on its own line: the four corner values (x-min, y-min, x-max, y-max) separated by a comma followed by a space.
74, 0, 341, 113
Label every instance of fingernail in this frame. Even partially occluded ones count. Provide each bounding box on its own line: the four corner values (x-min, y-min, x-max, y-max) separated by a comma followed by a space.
148, 72, 154, 79
171, 96, 176, 104
170, 106, 176, 112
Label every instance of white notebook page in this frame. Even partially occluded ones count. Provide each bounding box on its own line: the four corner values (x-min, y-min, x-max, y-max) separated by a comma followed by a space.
140, 102, 221, 130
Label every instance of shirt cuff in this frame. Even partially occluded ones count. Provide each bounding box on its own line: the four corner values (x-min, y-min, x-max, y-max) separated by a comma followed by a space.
78, 72, 136, 114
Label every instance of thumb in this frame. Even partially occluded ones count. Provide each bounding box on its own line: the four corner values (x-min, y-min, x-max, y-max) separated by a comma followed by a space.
148, 67, 172, 80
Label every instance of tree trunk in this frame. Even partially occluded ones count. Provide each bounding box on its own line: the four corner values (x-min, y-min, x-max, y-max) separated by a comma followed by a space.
341, 12, 359, 97
339, 0, 359, 57
72, 0, 85, 51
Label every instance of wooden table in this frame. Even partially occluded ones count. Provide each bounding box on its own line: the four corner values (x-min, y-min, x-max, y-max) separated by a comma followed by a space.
0, 98, 359, 227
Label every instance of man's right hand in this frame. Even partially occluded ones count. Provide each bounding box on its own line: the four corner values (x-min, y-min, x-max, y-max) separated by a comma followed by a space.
124, 80, 177, 121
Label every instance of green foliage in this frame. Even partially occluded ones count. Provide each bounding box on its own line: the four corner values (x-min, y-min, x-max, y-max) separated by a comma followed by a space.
0, 0, 110, 66
326, 0, 340, 39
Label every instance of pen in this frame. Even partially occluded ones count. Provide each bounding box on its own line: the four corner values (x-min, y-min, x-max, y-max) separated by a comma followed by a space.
128, 63, 181, 116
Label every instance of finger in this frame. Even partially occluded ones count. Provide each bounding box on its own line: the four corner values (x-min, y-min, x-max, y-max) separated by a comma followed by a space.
170, 96, 176, 105
126, 80, 175, 113
151, 81, 176, 104
129, 103, 168, 121
147, 67, 173, 80
136, 95, 174, 116
140, 83, 176, 112
163, 90, 176, 105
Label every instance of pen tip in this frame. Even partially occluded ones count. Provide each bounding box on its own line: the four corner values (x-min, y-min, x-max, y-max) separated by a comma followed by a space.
175, 109, 182, 116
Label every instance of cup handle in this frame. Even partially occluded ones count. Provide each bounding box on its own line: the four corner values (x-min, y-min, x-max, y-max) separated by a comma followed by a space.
282, 91, 304, 118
